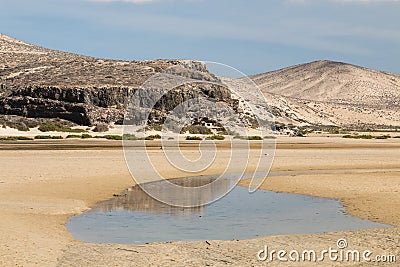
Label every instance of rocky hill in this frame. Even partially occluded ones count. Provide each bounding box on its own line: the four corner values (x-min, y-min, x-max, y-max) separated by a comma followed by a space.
0, 34, 221, 126
251, 60, 400, 129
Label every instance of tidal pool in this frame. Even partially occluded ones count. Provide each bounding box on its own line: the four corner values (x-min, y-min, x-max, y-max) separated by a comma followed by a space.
67, 176, 390, 244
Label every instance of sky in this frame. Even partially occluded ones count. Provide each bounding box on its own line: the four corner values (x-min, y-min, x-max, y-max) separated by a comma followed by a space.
1, 0, 400, 75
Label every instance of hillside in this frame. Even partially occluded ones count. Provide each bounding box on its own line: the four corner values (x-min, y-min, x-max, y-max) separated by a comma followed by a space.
0, 34, 219, 126
251, 60, 400, 129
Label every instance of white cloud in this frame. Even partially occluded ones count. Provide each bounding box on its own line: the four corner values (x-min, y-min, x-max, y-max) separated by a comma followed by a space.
82, 0, 399, 55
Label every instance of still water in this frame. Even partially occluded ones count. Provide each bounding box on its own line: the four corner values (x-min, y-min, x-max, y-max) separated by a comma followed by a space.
67, 176, 389, 244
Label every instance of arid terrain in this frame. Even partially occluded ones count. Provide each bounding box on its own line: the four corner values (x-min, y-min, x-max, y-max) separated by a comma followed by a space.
2, 34, 400, 131
1, 34, 399, 266
0, 34, 221, 126
252, 60, 400, 128
0, 137, 399, 266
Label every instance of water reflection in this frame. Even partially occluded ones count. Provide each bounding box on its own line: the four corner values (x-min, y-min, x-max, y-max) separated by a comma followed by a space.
94, 176, 236, 215
68, 176, 391, 244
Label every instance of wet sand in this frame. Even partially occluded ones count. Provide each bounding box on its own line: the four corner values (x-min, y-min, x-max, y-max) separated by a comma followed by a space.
0, 137, 399, 266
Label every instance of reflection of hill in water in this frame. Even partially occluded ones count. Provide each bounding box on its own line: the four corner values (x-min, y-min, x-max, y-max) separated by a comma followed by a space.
93, 176, 235, 215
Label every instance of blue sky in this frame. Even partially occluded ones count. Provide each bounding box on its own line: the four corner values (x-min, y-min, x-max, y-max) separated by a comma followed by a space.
1, 0, 400, 75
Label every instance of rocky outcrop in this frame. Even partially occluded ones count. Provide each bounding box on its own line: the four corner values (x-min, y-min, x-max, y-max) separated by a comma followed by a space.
0, 34, 228, 126
0, 86, 135, 125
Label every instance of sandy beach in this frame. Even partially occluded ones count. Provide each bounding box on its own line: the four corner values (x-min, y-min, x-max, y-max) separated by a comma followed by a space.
0, 137, 399, 266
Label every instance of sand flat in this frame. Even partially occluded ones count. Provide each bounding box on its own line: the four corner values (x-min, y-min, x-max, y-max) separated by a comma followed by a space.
0, 137, 399, 266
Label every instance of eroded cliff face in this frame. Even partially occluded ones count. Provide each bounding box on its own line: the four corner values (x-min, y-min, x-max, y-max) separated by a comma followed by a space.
1, 85, 136, 125
0, 82, 232, 126
0, 34, 230, 126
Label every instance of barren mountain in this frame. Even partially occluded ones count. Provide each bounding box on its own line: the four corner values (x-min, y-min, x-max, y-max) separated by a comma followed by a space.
251, 60, 400, 128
